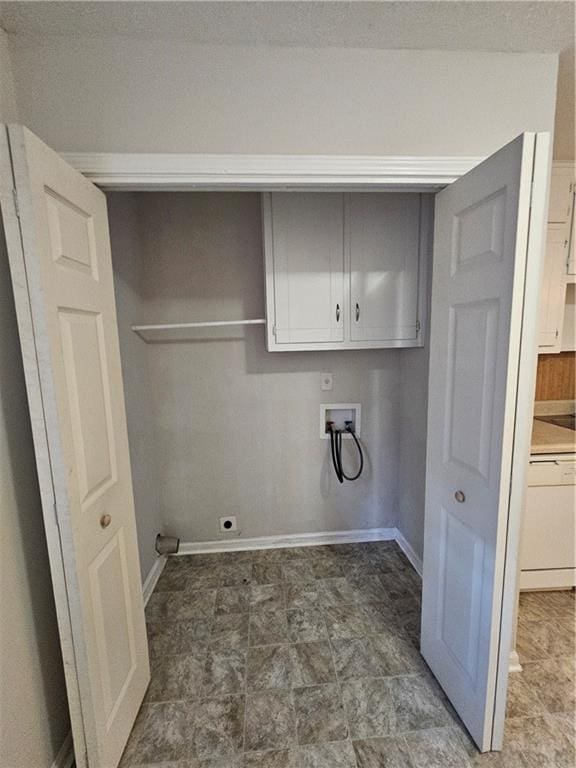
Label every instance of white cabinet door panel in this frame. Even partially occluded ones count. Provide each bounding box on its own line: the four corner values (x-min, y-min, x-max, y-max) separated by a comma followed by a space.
538, 224, 568, 351
349, 193, 420, 341
266, 193, 344, 345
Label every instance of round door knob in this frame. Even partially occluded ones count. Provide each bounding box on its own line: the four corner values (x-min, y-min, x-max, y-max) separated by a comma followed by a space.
100, 513, 112, 529
454, 490, 466, 503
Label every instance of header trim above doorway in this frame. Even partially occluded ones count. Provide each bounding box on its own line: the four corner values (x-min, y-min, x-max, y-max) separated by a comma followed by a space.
61, 152, 484, 191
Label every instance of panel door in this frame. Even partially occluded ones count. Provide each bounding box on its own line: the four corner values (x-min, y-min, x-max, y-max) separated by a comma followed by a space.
538, 224, 568, 350
0, 125, 149, 768
421, 133, 550, 751
265, 192, 345, 345
349, 193, 421, 342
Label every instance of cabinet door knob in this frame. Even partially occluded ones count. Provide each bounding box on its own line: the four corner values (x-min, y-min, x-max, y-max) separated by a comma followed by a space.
100, 513, 112, 529
454, 490, 466, 503
355, 302, 360, 322
336, 304, 340, 322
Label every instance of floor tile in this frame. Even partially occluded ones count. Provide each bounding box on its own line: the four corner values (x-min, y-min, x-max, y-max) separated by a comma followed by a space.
404, 726, 473, 767
118, 703, 152, 767
155, 571, 188, 593
377, 571, 415, 601
504, 714, 575, 768
247, 645, 292, 691
250, 585, 286, 612
323, 604, 367, 640
210, 614, 250, 652
146, 592, 182, 623
244, 749, 298, 766
294, 683, 348, 745
342, 678, 395, 739
252, 563, 284, 586
505, 670, 547, 719
147, 650, 206, 702
358, 602, 397, 635
220, 563, 254, 587
352, 735, 413, 768
216, 587, 251, 615
244, 691, 297, 752
133, 701, 195, 764
348, 575, 390, 604
147, 620, 211, 658
369, 630, 426, 676
281, 561, 316, 582
331, 638, 380, 680
250, 610, 291, 646
186, 573, 222, 591
298, 740, 358, 767
284, 582, 321, 611
286, 609, 328, 643
176, 590, 218, 621
311, 558, 345, 579
288, 642, 336, 687
520, 657, 575, 715
388, 674, 454, 732
317, 578, 357, 606
192, 695, 245, 759
203, 649, 247, 696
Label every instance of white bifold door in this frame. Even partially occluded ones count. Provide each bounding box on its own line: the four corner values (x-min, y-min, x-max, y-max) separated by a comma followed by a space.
0, 125, 149, 768
422, 133, 550, 751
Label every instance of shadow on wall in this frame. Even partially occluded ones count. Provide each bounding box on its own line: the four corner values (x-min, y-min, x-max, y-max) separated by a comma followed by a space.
0, 221, 70, 764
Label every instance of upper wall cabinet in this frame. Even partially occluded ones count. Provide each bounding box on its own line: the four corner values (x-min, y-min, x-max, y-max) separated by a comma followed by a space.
263, 192, 426, 351
538, 163, 575, 353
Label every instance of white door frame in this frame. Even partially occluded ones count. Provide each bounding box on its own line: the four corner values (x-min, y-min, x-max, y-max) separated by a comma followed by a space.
61, 152, 484, 191
12, 142, 545, 754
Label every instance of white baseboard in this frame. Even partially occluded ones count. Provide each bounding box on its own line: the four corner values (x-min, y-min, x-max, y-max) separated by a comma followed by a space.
509, 649, 523, 673
51, 732, 74, 768
394, 529, 424, 578
142, 555, 167, 606
177, 527, 397, 555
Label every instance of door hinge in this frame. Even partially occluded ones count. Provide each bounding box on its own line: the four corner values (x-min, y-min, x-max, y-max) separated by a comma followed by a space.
272, 324, 277, 337
12, 188, 20, 219
416, 320, 421, 334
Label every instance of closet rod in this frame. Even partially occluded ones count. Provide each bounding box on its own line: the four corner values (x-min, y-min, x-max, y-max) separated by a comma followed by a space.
131, 318, 266, 332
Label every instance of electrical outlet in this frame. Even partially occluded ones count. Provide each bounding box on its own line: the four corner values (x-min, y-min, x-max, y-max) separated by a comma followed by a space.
321, 373, 333, 391
219, 516, 237, 533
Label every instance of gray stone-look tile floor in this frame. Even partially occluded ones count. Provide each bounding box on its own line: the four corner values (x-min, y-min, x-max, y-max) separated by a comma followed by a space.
120, 542, 575, 767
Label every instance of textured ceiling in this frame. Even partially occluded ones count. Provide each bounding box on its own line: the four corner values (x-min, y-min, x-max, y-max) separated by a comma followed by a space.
1, 1, 573, 157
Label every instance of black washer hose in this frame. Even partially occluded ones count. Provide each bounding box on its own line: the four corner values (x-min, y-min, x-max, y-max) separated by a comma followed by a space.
329, 423, 364, 482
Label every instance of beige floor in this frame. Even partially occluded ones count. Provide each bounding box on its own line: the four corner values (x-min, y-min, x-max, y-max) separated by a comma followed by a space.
119, 541, 575, 767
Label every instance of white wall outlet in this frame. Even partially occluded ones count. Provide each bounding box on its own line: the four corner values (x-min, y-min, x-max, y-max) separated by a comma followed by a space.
219, 516, 237, 533
321, 373, 333, 391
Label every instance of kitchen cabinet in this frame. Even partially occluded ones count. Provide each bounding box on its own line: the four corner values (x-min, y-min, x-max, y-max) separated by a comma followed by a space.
538, 163, 575, 353
263, 192, 426, 351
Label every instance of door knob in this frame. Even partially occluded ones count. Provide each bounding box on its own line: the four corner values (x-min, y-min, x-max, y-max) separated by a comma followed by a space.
454, 490, 466, 503
100, 513, 112, 529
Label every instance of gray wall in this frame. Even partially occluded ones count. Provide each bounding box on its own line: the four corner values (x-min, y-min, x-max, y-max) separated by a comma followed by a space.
8, 40, 558, 157
108, 193, 163, 580
0, 29, 70, 768
110, 193, 401, 543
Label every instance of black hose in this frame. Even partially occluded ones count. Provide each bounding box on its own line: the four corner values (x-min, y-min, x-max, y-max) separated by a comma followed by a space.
328, 423, 364, 482
329, 425, 344, 483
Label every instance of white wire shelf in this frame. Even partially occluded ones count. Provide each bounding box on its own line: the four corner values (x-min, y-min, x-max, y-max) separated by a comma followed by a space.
131, 318, 266, 342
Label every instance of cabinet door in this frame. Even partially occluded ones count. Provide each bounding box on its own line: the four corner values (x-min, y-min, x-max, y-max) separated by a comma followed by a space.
548, 165, 574, 224
349, 193, 420, 342
538, 224, 568, 350
266, 193, 344, 345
